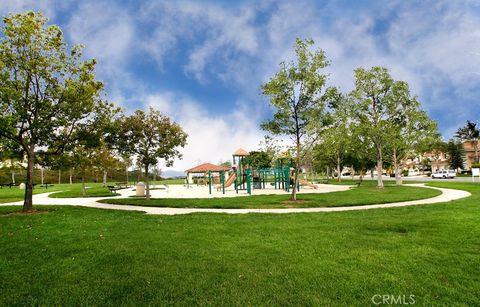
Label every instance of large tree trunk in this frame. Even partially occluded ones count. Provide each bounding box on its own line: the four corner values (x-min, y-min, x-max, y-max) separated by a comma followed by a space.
40, 168, 44, 185
11, 171, 15, 184
102, 170, 107, 187
23, 145, 35, 212
377, 147, 384, 188
145, 164, 150, 200
393, 148, 402, 186
69, 168, 73, 184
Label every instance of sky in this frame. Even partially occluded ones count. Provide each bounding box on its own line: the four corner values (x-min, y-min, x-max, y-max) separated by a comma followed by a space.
1, 0, 480, 174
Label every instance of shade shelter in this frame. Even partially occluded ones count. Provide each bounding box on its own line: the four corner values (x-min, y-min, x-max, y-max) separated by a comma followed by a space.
186, 163, 229, 185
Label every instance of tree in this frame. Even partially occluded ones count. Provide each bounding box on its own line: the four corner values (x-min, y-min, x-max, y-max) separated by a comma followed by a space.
456, 120, 480, 164
219, 160, 232, 169
388, 97, 440, 185
95, 146, 121, 187
0, 141, 23, 184
120, 108, 187, 200
428, 140, 448, 172
318, 93, 352, 182
447, 139, 465, 171
0, 12, 104, 211
261, 38, 332, 200
248, 151, 273, 168
259, 135, 283, 160
39, 151, 74, 184
350, 66, 430, 188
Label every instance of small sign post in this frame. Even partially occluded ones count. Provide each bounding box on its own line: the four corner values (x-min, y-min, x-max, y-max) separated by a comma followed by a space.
472, 168, 480, 183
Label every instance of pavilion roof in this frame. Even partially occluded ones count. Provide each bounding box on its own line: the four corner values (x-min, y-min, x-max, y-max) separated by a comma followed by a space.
186, 163, 230, 173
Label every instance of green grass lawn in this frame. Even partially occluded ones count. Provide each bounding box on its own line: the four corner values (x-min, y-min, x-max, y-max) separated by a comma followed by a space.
0, 181, 478, 305
100, 185, 441, 209
0, 183, 119, 203
48, 186, 119, 198
0, 184, 67, 203
155, 178, 185, 185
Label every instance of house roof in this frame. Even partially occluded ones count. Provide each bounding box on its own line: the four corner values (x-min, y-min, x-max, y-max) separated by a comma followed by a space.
233, 148, 249, 156
186, 163, 230, 173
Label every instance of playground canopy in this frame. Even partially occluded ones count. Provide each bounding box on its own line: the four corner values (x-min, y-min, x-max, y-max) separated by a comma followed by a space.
233, 148, 250, 156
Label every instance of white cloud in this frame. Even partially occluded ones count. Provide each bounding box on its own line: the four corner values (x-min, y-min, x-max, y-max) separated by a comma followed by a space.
64, 0, 142, 109
144, 92, 265, 171
0, 0, 70, 18
66, 1, 134, 70
3, 0, 480, 144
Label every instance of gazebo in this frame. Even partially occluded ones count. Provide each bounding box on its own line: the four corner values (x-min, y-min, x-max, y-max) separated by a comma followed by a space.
185, 163, 230, 185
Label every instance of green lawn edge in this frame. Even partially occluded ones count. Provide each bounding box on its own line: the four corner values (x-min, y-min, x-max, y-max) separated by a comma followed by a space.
0, 182, 478, 305
98, 185, 441, 209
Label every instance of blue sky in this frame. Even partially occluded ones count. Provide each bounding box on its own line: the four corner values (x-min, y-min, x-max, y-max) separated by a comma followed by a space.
1, 0, 480, 171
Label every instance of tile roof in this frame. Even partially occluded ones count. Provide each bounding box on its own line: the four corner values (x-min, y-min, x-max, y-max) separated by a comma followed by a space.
186, 163, 230, 173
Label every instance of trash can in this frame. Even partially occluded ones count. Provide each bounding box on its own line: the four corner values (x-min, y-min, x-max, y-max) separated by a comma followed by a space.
136, 182, 145, 197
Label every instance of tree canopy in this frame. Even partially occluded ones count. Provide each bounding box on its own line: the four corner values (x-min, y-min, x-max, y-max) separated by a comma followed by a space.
456, 120, 479, 164
261, 38, 332, 200
350, 66, 438, 187
118, 107, 187, 200
0, 12, 105, 210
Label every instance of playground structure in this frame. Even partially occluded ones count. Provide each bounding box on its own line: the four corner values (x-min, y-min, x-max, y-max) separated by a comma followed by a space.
202, 148, 302, 195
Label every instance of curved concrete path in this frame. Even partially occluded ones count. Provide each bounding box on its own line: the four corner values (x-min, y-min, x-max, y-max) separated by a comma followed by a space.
0, 184, 471, 215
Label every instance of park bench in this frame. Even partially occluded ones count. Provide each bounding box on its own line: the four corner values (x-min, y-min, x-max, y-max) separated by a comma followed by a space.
107, 185, 120, 193
39, 183, 54, 189
0, 183, 15, 189
115, 182, 129, 189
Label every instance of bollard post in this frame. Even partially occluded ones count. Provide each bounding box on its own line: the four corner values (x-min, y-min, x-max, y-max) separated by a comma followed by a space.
221, 170, 225, 194
246, 168, 251, 195
208, 170, 212, 194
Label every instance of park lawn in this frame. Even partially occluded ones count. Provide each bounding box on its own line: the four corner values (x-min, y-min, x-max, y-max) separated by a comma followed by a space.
0, 183, 119, 203
154, 178, 185, 185
49, 186, 120, 198
0, 181, 478, 305
0, 184, 68, 203
100, 185, 441, 209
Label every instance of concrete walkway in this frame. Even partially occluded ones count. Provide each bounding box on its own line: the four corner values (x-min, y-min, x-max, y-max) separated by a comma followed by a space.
0, 184, 471, 215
